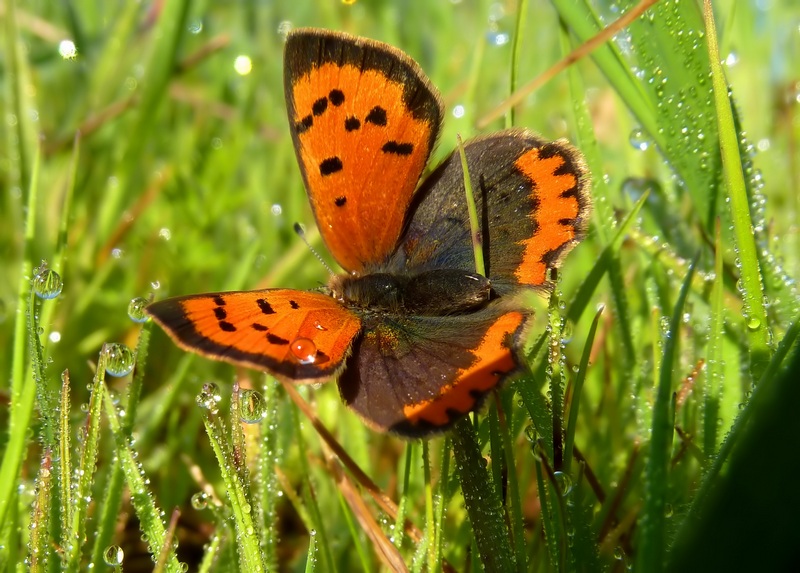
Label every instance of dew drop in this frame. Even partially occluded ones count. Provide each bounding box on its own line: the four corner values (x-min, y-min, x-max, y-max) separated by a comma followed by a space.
102, 343, 135, 377
187, 19, 203, 34
127, 297, 150, 323
746, 317, 761, 331
238, 389, 267, 424
103, 544, 124, 566
629, 127, 651, 151
190, 492, 209, 510
32, 264, 63, 299
291, 338, 316, 364
554, 471, 574, 495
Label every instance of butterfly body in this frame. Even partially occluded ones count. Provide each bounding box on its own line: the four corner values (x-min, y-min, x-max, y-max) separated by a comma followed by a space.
147, 28, 591, 437
330, 269, 492, 315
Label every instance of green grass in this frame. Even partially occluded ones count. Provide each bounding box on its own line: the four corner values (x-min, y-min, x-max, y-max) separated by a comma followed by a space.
2, 0, 800, 571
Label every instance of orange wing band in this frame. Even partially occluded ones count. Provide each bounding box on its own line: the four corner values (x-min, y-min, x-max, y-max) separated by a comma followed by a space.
514, 148, 583, 286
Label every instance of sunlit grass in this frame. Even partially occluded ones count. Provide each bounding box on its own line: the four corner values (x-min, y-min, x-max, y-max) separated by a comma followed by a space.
1, 0, 799, 571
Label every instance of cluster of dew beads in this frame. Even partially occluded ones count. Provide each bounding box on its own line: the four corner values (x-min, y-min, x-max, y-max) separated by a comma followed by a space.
196, 382, 222, 415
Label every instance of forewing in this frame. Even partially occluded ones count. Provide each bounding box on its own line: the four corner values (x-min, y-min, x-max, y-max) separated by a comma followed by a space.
284, 29, 444, 272
337, 304, 527, 436
146, 289, 361, 383
388, 129, 591, 293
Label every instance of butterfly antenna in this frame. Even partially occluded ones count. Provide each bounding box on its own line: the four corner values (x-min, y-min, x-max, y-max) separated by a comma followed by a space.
294, 222, 336, 276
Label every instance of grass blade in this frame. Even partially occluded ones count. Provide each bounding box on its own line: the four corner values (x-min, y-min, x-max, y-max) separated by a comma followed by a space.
452, 418, 516, 572
703, 0, 771, 378
637, 256, 698, 571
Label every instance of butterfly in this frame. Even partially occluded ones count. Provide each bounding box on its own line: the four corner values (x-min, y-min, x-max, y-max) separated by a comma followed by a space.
146, 28, 591, 437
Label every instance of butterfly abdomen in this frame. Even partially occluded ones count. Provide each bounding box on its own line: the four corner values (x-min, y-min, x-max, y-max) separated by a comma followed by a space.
331, 269, 492, 315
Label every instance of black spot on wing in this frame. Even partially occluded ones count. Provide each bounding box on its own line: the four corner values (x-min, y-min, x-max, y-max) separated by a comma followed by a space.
289, 300, 300, 309
344, 117, 361, 131
312, 97, 328, 116
295, 115, 313, 134
219, 321, 236, 332
365, 106, 387, 126
257, 299, 275, 315
213, 307, 227, 320
320, 157, 343, 176
382, 141, 414, 155
251, 323, 268, 332
335, 196, 347, 207
213, 295, 226, 306
267, 333, 290, 345
329, 89, 345, 106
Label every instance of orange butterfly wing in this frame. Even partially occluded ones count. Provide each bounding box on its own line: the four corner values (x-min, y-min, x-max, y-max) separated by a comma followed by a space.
284, 28, 444, 272
146, 290, 361, 383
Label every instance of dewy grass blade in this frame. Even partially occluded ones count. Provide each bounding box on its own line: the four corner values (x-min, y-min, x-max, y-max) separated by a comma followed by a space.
458, 134, 486, 277
58, 371, 73, 556
0, 146, 41, 530
682, 317, 800, 531
258, 376, 281, 571
91, 323, 153, 566
202, 404, 265, 573
28, 451, 53, 573
102, 382, 183, 572
498, 405, 527, 572
563, 305, 603, 476
637, 256, 698, 572
507, 0, 529, 128
704, 221, 726, 458
64, 349, 108, 572
567, 190, 650, 327
422, 440, 436, 572
394, 442, 415, 550
703, 0, 771, 378
433, 437, 451, 571
452, 418, 516, 573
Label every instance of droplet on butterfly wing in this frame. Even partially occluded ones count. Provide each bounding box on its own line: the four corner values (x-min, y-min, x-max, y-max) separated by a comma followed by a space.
291, 337, 317, 364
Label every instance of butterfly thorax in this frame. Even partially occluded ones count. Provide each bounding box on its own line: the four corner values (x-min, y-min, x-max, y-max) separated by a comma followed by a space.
330, 269, 492, 316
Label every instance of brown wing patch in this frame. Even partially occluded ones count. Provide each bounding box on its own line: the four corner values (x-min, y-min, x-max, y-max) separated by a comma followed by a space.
146, 289, 361, 383
284, 29, 443, 272
398, 311, 524, 431
514, 143, 591, 286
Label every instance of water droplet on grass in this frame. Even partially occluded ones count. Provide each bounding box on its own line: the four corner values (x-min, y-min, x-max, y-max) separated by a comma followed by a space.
239, 389, 267, 423
127, 297, 149, 323
33, 264, 63, 299
103, 544, 124, 566
103, 343, 135, 377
